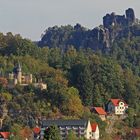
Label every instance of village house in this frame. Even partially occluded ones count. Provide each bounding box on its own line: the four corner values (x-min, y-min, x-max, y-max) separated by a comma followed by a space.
107, 99, 128, 115
91, 123, 99, 140
41, 119, 99, 140
33, 82, 47, 90
93, 107, 107, 121
0, 132, 10, 140
33, 127, 41, 140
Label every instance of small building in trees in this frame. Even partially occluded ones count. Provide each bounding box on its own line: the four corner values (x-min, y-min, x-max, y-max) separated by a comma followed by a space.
33, 82, 47, 90
107, 99, 128, 115
33, 127, 41, 139
8, 63, 32, 86
0, 132, 10, 140
92, 107, 107, 121
41, 119, 100, 140
7, 62, 47, 90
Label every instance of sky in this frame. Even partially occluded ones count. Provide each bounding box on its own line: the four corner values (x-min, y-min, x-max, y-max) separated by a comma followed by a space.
0, 0, 140, 40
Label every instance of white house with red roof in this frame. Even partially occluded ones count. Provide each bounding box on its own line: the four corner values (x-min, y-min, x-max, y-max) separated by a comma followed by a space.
91, 123, 99, 140
107, 99, 128, 115
93, 107, 107, 121
33, 127, 41, 139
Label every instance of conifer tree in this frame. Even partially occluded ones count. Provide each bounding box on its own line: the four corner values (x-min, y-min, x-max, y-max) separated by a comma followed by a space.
78, 64, 93, 106
44, 125, 61, 140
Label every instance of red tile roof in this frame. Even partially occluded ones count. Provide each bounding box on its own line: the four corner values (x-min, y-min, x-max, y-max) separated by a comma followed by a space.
132, 129, 140, 136
0, 132, 10, 139
110, 99, 128, 106
91, 123, 98, 132
94, 107, 107, 115
33, 127, 41, 134
113, 135, 122, 140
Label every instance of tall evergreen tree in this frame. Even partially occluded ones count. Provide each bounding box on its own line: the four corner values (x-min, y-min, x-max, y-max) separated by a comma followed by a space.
78, 64, 93, 106
93, 85, 103, 106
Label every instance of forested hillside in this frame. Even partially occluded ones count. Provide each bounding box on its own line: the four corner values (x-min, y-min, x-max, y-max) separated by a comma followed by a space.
0, 8, 139, 140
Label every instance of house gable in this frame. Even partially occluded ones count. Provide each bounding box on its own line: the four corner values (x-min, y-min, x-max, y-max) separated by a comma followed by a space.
94, 107, 107, 121
91, 123, 99, 140
108, 99, 128, 115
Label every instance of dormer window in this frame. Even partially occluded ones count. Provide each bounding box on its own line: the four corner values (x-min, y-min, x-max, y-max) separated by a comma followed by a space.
120, 102, 124, 106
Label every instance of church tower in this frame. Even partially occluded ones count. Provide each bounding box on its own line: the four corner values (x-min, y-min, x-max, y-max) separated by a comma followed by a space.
13, 62, 22, 85
17, 62, 22, 84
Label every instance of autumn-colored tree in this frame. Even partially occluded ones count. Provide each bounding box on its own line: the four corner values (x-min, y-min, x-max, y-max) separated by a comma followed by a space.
20, 126, 33, 140
0, 77, 8, 92
61, 87, 84, 117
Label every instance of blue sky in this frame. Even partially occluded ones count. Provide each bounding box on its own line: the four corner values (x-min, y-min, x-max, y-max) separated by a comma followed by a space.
0, 0, 140, 40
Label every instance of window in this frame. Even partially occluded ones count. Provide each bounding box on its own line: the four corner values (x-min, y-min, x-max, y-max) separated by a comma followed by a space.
80, 130, 84, 133
61, 130, 66, 133
120, 102, 124, 105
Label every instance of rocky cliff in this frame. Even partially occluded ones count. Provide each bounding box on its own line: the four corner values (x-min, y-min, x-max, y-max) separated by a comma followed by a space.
38, 8, 140, 51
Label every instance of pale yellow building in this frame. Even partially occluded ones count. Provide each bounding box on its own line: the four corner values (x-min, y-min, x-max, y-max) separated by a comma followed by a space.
9, 63, 32, 85
8, 63, 47, 90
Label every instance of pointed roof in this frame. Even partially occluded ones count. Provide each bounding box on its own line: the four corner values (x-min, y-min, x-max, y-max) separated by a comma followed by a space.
132, 128, 140, 136
91, 123, 98, 132
0, 132, 10, 139
13, 62, 22, 74
94, 107, 107, 115
33, 127, 41, 134
17, 62, 22, 71
111, 99, 120, 106
110, 99, 128, 106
